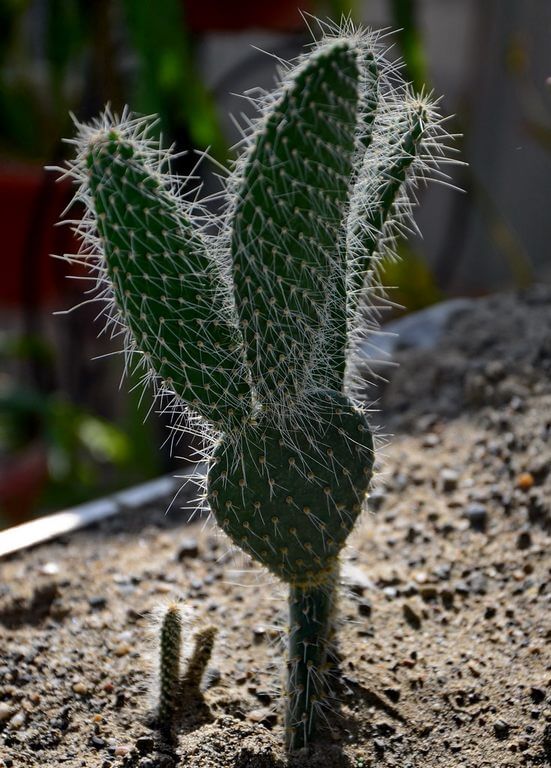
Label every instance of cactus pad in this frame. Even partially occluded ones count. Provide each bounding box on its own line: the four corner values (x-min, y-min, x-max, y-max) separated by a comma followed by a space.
208, 389, 373, 585
87, 133, 250, 430
231, 41, 360, 405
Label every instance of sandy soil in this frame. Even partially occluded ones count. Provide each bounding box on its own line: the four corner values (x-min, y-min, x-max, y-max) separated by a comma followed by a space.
1, 288, 550, 768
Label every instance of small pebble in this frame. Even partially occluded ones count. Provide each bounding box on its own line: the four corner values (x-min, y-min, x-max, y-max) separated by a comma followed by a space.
465, 503, 488, 531
246, 708, 277, 728
177, 537, 199, 560
89, 596, 108, 610
516, 472, 535, 491
136, 735, 154, 755
114, 643, 131, 657
358, 600, 372, 618
9, 712, 25, 729
423, 433, 440, 448
493, 719, 510, 739
530, 687, 546, 704
0, 703, 15, 722
403, 602, 422, 630
383, 687, 401, 703
40, 561, 60, 576
440, 469, 459, 492
73, 681, 88, 695
516, 530, 532, 550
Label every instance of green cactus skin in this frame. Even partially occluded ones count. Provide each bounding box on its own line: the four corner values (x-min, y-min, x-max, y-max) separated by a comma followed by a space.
231, 42, 359, 406
62, 19, 451, 753
286, 574, 337, 751
158, 603, 182, 732
87, 132, 251, 431
208, 389, 373, 585
181, 625, 218, 695
348, 98, 431, 305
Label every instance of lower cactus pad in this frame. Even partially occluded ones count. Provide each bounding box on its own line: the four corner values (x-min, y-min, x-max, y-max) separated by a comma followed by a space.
207, 389, 374, 585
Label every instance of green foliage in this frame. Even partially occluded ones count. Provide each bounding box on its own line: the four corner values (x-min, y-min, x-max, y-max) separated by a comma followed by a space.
0, 0, 225, 160
65, 20, 449, 750
0, 333, 161, 523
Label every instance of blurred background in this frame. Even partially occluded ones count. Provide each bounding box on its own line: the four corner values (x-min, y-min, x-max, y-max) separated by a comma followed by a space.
0, 0, 549, 529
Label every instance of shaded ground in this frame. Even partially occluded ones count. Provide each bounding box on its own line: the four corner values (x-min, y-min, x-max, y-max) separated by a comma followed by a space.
0, 288, 550, 768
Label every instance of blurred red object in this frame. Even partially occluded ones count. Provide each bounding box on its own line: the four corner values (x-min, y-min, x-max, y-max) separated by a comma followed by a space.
184, 0, 313, 32
0, 442, 48, 527
0, 163, 82, 309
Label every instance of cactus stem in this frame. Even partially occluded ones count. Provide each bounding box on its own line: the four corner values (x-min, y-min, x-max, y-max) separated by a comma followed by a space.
286, 565, 339, 751
158, 602, 183, 733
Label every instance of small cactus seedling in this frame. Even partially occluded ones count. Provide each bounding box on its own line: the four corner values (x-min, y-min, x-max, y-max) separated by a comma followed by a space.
158, 603, 183, 732
155, 603, 217, 734
60, 19, 452, 751
181, 625, 218, 696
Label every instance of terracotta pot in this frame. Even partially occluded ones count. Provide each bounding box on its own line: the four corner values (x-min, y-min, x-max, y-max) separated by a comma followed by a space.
183, 0, 313, 32
0, 163, 83, 309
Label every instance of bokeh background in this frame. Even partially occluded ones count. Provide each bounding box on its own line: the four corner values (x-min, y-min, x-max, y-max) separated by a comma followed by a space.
1, 0, 549, 528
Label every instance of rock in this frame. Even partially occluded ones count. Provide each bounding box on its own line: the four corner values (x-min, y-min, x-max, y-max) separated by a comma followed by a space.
91, 735, 106, 749
529, 687, 545, 704
39, 562, 60, 576
177, 538, 199, 560
516, 530, 532, 550
423, 433, 440, 448
383, 687, 401, 703
419, 585, 438, 600
516, 472, 535, 491
0, 703, 15, 722
9, 711, 25, 729
368, 490, 386, 512
403, 603, 422, 630
440, 469, 459, 492
434, 564, 451, 581
72, 681, 88, 695
454, 580, 470, 596
484, 606, 497, 620
136, 735, 154, 755
358, 600, 372, 618
114, 643, 131, 657
88, 596, 107, 610
246, 708, 277, 728
493, 719, 510, 739
465, 503, 488, 531
467, 572, 488, 595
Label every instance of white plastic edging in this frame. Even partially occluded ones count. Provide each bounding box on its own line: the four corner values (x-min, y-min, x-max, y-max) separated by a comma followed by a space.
0, 473, 186, 559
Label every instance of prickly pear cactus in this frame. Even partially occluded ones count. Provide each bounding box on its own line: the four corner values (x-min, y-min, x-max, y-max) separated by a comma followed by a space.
61, 20, 450, 752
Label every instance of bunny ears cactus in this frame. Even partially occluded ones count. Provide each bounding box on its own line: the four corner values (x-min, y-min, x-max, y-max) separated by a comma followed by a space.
59, 19, 453, 751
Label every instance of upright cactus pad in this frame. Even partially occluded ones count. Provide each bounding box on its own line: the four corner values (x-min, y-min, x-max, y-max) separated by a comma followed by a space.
231, 42, 360, 403
62, 19, 451, 752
